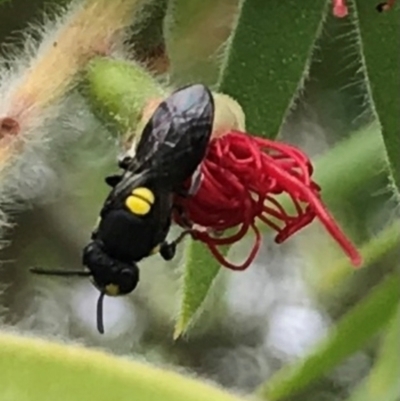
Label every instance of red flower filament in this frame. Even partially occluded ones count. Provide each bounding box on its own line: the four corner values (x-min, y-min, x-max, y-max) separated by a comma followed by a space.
333, 0, 348, 17
174, 131, 362, 270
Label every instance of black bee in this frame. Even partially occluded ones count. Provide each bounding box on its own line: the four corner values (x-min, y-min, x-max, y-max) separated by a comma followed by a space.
30, 84, 215, 333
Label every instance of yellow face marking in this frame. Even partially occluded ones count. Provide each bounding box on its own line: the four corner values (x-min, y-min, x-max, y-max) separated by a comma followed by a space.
131, 187, 155, 204
150, 244, 161, 255
105, 284, 120, 296
125, 187, 155, 216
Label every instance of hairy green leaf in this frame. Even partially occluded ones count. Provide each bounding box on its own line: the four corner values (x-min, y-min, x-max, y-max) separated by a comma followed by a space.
128, 0, 168, 70
173, 241, 228, 339
311, 125, 386, 209
353, 0, 400, 195
0, 332, 245, 401
257, 272, 400, 400
346, 302, 400, 401
164, 0, 230, 84
218, 0, 329, 137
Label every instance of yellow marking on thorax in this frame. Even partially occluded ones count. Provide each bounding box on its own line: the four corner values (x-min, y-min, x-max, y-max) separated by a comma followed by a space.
125, 187, 155, 216
132, 187, 155, 204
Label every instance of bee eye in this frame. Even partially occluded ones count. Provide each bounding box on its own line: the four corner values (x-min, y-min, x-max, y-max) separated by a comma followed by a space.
116, 266, 139, 295
120, 268, 132, 280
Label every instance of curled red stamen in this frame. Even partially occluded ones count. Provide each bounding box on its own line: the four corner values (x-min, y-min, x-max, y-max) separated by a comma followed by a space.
333, 0, 348, 17
174, 131, 362, 270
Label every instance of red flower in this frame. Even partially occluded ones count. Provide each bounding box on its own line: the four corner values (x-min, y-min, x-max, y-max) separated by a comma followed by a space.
174, 131, 362, 270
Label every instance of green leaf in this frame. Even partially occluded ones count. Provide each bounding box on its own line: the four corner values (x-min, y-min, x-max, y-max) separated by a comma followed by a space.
218, 0, 329, 137
175, 0, 331, 339
256, 272, 400, 401
128, 0, 169, 70
173, 241, 229, 339
84, 57, 165, 133
353, 0, 400, 195
311, 124, 386, 209
164, 0, 227, 84
0, 332, 245, 401
346, 302, 400, 401
314, 220, 400, 301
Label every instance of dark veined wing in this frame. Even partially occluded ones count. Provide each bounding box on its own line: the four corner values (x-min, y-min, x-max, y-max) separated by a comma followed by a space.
126, 83, 214, 188
101, 84, 214, 213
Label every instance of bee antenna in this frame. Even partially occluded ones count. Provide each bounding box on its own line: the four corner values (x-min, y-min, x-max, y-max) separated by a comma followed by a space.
29, 267, 91, 277
96, 291, 106, 334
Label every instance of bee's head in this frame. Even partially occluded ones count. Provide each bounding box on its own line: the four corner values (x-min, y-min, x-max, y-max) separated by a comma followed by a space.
30, 240, 139, 334
82, 240, 139, 297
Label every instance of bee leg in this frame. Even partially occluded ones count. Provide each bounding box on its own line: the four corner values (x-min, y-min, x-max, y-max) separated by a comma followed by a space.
172, 203, 195, 230
118, 156, 133, 170
160, 241, 176, 261
160, 229, 192, 261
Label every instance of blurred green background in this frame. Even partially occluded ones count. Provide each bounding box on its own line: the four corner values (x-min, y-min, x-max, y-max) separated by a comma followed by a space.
0, 1, 398, 400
